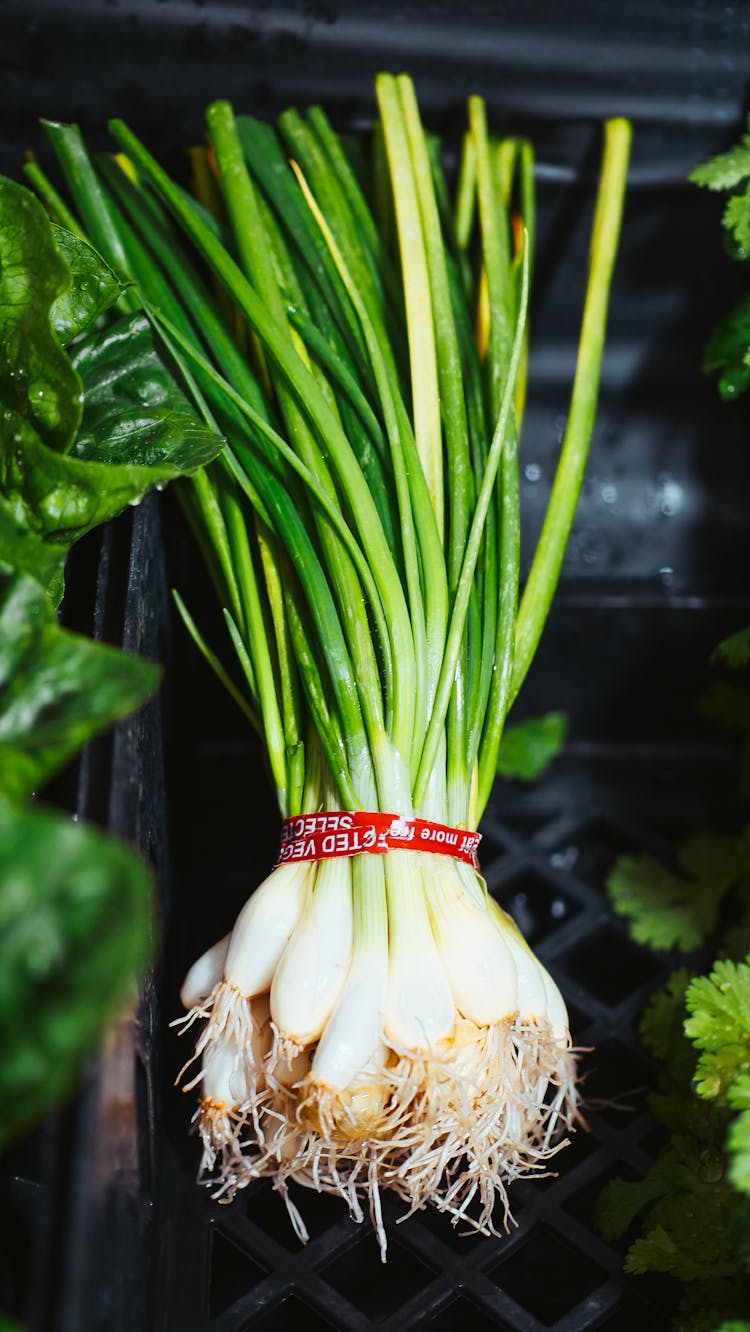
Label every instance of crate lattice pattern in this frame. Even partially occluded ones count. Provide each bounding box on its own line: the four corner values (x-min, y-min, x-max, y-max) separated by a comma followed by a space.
162, 758, 684, 1332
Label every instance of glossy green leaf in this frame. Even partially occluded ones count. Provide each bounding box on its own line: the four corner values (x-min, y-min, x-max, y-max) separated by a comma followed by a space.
0, 565, 159, 803
50, 224, 125, 343
0, 495, 65, 604
70, 311, 222, 469
0, 177, 82, 454
0, 322, 223, 545
0, 796, 152, 1147
703, 294, 750, 401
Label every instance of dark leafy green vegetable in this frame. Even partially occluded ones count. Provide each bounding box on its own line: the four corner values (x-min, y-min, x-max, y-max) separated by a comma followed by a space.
71, 312, 222, 468
0, 796, 152, 1147
0, 316, 222, 547
0, 495, 65, 603
0, 149, 220, 1233
496, 711, 567, 782
0, 177, 223, 570
0, 177, 82, 453
0, 565, 159, 804
50, 223, 125, 343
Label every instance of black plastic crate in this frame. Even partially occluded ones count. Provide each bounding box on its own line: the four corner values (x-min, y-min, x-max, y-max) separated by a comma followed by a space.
3, 3, 750, 1329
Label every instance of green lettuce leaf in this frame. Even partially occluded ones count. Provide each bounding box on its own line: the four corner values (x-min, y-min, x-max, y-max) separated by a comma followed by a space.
50, 223, 126, 343
0, 180, 223, 569
0, 565, 159, 804
0, 177, 82, 453
71, 311, 220, 469
0, 796, 152, 1147
0, 317, 222, 546
0, 495, 65, 603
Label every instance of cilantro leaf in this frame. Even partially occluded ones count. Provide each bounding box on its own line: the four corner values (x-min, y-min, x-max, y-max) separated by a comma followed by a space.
606, 833, 740, 952
700, 681, 750, 735
712, 628, 750, 671
727, 1099, 750, 1195
496, 711, 567, 782
622, 1166, 741, 1281
597, 1168, 672, 1241
681, 1319, 750, 1332
703, 296, 750, 400
724, 194, 750, 255
640, 969, 694, 1059
690, 123, 750, 190
685, 959, 750, 1100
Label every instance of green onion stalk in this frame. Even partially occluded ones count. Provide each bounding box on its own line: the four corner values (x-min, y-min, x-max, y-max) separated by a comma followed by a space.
35, 78, 630, 1254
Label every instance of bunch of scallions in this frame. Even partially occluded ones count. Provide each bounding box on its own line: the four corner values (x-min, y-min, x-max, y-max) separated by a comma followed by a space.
30, 74, 630, 1253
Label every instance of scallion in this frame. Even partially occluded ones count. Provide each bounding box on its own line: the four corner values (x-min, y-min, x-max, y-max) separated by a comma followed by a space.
39, 78, 630, 1255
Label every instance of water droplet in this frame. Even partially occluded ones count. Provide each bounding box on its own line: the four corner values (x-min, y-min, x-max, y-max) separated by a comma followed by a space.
550, 845, 578, 871
601, 483, 618, 504
659, 566, 675, 587
128, 496, 142, 507
524, 462, 541, 483
657, 475, 683, 517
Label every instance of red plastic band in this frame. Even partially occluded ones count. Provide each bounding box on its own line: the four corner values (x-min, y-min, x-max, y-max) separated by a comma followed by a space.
275, 811, 481, 869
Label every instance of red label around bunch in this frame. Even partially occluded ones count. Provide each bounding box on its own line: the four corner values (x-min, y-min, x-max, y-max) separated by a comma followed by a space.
275, 811, 481, 869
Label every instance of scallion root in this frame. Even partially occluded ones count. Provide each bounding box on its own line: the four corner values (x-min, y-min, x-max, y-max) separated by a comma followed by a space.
177, 856, 579, 1255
